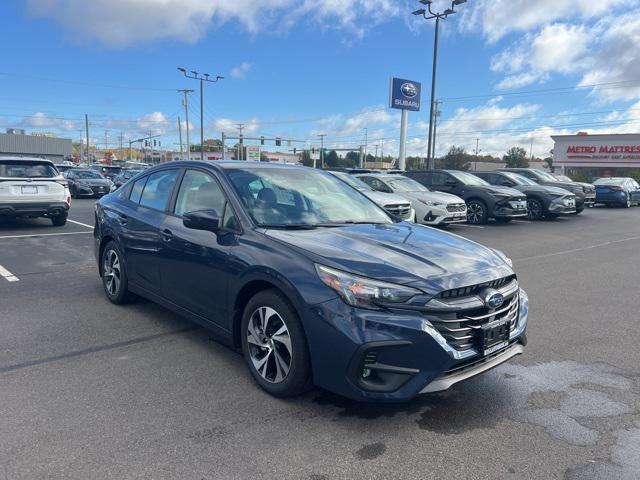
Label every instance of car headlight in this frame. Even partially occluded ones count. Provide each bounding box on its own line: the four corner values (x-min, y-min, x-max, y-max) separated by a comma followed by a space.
491, 248, 513, 268
418, 198, 443, 206
316, 264, 422, 310
570, 186, 583, 194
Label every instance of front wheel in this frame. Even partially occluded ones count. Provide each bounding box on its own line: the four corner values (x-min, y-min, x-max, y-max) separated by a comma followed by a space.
466, 200, 488, 225
527, 198, 544, 220
574, 206, 584, 215
623, 196, 632, 208
51, 213, 68, 226
241, 290, 312, 397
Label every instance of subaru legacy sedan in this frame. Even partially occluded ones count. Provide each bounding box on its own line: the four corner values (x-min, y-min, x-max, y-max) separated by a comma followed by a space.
94, 161, 529, 402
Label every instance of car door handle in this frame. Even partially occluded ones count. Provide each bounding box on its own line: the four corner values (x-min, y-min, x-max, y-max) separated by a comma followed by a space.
162, 229, 173, 242
116, 213, 128, 225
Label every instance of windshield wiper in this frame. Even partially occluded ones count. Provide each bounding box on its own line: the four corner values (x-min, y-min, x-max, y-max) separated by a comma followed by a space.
260, 224, 319, 230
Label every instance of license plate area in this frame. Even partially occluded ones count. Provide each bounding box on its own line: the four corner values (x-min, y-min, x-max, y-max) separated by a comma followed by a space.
21, 185, 38, 194
482, 319, 510, 356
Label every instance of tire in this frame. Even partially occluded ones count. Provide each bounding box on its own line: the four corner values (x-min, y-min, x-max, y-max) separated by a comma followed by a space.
495, 217, 512, 224
100, 241, 131, 304
623, 195, 632, 208
70, 186, 77, 199
241, 289, 312, 397
51, 213, 68, 226
527, 198, 544, 220
574, 206, 584, 215
466, 200, 488, 225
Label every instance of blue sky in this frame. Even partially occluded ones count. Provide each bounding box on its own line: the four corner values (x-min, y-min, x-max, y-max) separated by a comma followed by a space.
2, 0, 640, 158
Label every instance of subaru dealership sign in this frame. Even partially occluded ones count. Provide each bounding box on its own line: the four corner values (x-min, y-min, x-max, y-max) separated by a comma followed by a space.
389, 77, 422, 111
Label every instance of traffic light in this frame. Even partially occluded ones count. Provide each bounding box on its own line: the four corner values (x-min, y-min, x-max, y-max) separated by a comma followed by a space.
144, 140, 149, 147
293, 148, 297, 154
260, 136, 265, 145
239, 134, 243, 144
153, 140, 157, 147
275, 137, 281, 147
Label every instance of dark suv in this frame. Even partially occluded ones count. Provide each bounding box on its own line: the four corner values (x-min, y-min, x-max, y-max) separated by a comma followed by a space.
404, 170, 528, 224
500, 168, 595, 213
474, 171, 576, 220
94, 161, 529, 402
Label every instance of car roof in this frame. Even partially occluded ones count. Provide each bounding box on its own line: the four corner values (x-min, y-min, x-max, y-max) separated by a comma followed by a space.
0, 156, 54, 164
354, 173, 403, 180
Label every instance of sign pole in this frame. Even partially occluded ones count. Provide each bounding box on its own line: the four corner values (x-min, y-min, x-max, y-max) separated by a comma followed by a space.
399, 110, 408, 171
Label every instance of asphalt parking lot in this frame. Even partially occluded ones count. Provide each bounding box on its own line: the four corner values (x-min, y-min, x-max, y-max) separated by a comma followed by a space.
1, 200, 639, 480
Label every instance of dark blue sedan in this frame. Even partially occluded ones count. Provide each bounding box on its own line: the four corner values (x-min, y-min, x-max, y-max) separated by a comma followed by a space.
594, 177, 640, 208
94, 161, 529, 401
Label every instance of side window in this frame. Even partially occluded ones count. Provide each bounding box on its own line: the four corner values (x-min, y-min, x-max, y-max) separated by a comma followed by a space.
429, 172, 448, 187
139, 169, 179, 211
129, 177, 147, 204
360, 177, 390, 193
174, 170, 226, 217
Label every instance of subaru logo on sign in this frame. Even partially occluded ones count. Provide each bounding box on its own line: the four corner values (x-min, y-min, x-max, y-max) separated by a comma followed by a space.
401, 83, 418, 99
482, 289, 504, 309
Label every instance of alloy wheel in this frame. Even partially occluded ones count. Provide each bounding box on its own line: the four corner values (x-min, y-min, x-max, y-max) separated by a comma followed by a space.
246, 306, 292, 383
527, 199, 543, 220
467, 202, 485, 224
103, 249, 121, 296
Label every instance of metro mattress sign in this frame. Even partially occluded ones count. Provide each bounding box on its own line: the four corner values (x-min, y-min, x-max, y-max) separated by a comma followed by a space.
567, 145, 640, 154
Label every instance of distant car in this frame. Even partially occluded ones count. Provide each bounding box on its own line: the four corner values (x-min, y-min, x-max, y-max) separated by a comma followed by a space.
473, 171, 576, 220
593, 177, 640, 208
63, 169, 113, 198
501, 168, 595, 213
327, 171, 414, 221
90, 164, 123, 181
0, 157, 70, 226
404, 170, 527, 225
356, 173, 468, 226
112, 169, 144, 190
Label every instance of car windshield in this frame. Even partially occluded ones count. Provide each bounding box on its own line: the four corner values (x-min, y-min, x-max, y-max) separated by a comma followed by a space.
226, 167, 392, 227
330, 172, 372, 191
449, 171, 490, 186
594, 177, 624, 185
0, 161, 58, 178
74, 170, 104, 179
554, 174, 572, 182
386, 177, 429, 192
533, 170, 559, 182
502, 172, 537, 186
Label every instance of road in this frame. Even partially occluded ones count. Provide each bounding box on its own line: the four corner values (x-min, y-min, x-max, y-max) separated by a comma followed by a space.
1, 200, 639, 480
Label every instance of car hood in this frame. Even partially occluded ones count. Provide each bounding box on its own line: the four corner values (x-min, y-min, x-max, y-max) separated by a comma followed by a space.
265, 223, 513, 294
399, 190, 465, 205
516, 184, 574, 196
466, 184, 524, 197
363, 191, 411, 207
75, 178, 111, 186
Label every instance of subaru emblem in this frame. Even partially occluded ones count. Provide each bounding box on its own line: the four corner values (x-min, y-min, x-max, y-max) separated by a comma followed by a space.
400, 82, 418, 99
482, 288, 504, 309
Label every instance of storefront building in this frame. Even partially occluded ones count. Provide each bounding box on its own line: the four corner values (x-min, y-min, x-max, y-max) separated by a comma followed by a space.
552, 133, 640, 181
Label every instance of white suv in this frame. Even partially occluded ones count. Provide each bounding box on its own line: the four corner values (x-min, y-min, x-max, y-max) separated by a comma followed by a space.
0, 157, 71, 226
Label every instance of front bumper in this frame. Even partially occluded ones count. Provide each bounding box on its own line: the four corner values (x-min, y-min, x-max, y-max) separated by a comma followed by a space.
420, 205, 468, 225
0, 201, 69, 218
74, 184, 110, 197
494, 199, 528, 219
548, 197, 576, 214
306, 288, 529, 402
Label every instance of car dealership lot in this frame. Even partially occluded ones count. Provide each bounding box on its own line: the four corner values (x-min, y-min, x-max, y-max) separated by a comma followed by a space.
1, 200, 639, 479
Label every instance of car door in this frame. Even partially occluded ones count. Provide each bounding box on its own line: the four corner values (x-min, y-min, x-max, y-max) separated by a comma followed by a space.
117, 169, 180, 296
159, 168, 239, 331
628, 179, 640, 203
431, 172, 462, 196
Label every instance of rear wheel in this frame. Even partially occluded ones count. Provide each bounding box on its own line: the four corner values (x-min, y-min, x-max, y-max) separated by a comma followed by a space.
241, 289, 312, 397
623, 195, 632, 208
527, 198, 544, 220
466, 200, 488, 225
51, 213, 68, 226
100, 241, 131, 304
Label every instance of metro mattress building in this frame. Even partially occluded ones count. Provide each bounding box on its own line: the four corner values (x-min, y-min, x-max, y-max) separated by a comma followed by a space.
552, 133, 640, 180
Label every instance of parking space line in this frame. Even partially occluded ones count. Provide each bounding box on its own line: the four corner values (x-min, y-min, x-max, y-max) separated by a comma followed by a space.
0, 232, 93, 240
454, 224, 485, 229
516, 235, 640, 262
67, 219, 94, 229
0, 264, 19, 282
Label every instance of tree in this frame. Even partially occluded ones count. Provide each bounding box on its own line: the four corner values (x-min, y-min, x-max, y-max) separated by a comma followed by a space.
300, 150, 314, 167
323, 150, 339, 168
406, 156, 423, 170
344, 151, 360, 167
543, 156, 554, 172
503, 147, 529, 168
441, 146, 471, 171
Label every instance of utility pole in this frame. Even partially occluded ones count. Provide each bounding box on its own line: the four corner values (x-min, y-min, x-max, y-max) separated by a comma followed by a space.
381, 138, 384, 163
474, 138, 481, 171
413, 0, 467, 170
104, 130, 108, 156
149, 130, 153, 164
364, 128, 368, 162
178, 89, 194, 161
318, 134, 326, 169
177, 68, 224, 161
432, 100, 441, 162
118, 132, 124, 161
374, 144, 379, 162
77, 129, 84, 163
178, 116, 183, 160
530, 137, 534, 161
85, 114, 90, 164
236, 124, 244, 160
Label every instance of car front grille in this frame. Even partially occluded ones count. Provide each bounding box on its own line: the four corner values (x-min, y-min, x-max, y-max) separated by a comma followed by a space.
423, 276, 519, 352
385, 203, 412, 219
91, 186, 108, 195
446, 203, 466, 213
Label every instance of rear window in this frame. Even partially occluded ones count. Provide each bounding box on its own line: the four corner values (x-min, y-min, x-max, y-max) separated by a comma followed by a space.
0, 161, 58, 178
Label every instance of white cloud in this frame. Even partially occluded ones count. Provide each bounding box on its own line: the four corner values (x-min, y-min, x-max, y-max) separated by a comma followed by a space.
460, 0, 631, 43
136, 111, 169, 136
20, 112, 77, 132
27, 0, 400, 46
213, 117, 261, 135
314, 106, 397, 138
230, 62, 252, 80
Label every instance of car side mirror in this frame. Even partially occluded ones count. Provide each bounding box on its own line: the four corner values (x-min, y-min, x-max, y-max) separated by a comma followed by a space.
183, 209, 220, 232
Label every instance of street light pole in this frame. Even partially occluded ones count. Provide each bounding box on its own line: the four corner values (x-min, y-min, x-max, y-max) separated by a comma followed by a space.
413, 0, 466, 170
177, 68, 224, 161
